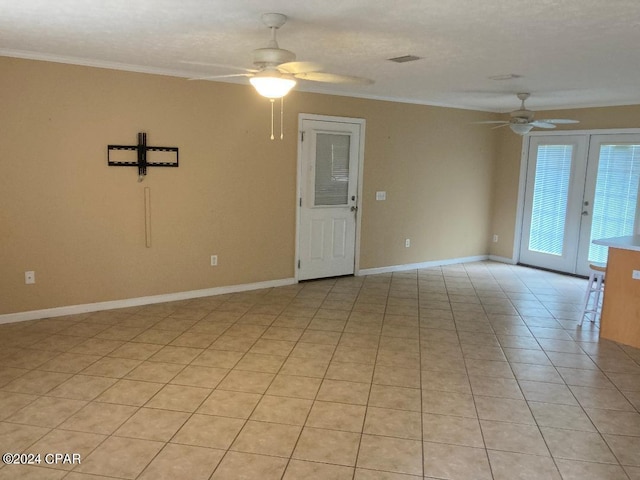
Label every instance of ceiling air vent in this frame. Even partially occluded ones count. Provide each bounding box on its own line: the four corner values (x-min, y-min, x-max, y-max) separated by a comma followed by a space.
387, 55, 422, 63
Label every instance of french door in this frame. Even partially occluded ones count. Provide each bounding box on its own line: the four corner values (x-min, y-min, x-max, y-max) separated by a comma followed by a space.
519, 133, 640, 276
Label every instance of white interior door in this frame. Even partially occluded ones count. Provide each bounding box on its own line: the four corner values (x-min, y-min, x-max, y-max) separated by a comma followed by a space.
297, 117, 362, 281
520, 132, 640, 275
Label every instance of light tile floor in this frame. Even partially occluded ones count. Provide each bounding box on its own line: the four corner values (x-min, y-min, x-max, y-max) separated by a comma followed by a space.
1, 261, 639, 479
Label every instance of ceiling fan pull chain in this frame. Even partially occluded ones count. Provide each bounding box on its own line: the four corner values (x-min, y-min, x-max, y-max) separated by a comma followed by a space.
280, 97, 284, 140
270, 98, 275, 140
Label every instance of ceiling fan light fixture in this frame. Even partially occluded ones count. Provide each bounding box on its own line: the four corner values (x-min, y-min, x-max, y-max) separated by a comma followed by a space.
509, 123, 534, 135
250, 75, 296, 98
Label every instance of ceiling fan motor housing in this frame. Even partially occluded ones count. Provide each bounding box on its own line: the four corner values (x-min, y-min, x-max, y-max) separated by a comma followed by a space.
253, 47, 296, 68
510, 93, 534, 123
510, 109, 534, 123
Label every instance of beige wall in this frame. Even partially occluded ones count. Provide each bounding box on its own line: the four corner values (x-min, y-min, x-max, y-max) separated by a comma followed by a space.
1, 57, 496, 315
295, 96, 496, 269
489, 104, 640, 260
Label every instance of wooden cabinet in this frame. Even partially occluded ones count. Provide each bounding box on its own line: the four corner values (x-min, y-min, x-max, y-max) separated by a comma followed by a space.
594, 236, 640, 349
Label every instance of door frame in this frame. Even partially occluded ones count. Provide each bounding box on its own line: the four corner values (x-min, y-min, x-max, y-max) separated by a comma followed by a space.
295, 113, 366, 281
513, 128, 640, 269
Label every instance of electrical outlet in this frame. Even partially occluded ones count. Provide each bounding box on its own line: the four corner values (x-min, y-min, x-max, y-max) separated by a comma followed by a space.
405, 238, 411, 248
632, 270, 640, 280
25, 271, 35, 284
493, 234, 499, 243
210, 255, 218, 266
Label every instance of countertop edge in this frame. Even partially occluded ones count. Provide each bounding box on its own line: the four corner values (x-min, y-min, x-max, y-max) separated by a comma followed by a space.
593, 235, 640, 252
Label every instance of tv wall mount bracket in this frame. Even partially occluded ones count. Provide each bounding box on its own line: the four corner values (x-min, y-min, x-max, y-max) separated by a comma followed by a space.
107, 132, 179, 182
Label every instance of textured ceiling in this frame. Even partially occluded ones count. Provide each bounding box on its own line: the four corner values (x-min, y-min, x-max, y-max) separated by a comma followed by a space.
2, 0, 640, 112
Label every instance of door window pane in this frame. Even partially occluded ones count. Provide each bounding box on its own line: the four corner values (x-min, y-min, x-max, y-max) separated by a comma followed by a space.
528, 145, 573, 255
589, 144, 640, 263
315, 134, 350, 206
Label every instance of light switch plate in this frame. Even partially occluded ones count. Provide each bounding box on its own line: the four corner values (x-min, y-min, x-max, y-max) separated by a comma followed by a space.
632, 270, 640, 280
376, 191, 386, 201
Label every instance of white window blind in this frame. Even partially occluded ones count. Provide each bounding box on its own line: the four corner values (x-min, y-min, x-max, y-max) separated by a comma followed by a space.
314, 133, 350, 206
528, 145, 573, 255
588, 144, 640, 263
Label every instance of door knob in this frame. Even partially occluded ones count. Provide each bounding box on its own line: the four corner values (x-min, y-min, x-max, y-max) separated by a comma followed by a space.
350, 206, 358, 212
582, 211, 589, 216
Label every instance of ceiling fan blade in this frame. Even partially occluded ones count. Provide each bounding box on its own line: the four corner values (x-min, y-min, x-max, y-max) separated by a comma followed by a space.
277, 61, 323, 74
538, 119, 580, 124
491, 123, 512, 130
472, 120, 509, 125
530, 121, 557, 129
188, 73, 253, 81
294, 72, 374, 85
181, 61, 258, 74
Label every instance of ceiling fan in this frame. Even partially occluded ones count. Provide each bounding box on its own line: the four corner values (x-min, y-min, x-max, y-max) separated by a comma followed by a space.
475, 93, 579, 135
188, 12, 374, 99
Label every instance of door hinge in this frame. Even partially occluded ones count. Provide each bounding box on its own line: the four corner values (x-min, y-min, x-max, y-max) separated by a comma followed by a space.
301, 131, 305, 142
297, 260, 301, 269
299, 198, 302, 207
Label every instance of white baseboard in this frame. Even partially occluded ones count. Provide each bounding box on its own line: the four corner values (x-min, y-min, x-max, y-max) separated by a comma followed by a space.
0, 277, 297, 325
1, 254, 517, 325
357, 255, 490, 276
488, 255, 517, 264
